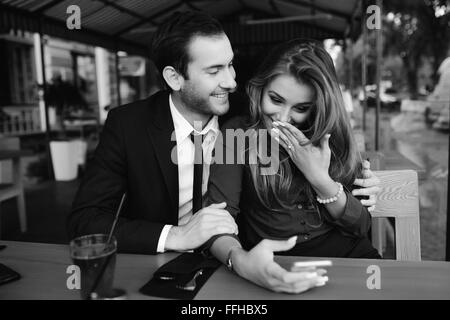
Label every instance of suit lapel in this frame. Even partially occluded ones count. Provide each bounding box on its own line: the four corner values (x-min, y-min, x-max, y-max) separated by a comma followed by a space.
145, 92, 179, 221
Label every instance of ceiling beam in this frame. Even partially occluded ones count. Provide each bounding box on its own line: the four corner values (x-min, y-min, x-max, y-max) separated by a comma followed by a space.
114, 1, 184, 36
0, 3, 148, 55
183, 0, 201, 11
276, 0, 351, 21
33, 0, 66, 14
293, 19, 343, 38
95, 0, 147, 20
245, 14, 333, 25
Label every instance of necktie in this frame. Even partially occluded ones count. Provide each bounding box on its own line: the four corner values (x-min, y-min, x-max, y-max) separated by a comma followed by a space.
190, 132, 204, 214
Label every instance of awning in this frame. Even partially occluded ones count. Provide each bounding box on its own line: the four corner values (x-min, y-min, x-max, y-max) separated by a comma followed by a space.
0, 0, 363, 55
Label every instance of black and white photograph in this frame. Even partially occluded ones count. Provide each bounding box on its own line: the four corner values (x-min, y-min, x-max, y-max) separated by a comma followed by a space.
0, 0, 449, 309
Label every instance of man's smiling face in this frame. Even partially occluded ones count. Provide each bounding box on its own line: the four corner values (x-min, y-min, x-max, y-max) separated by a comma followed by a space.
179, 34, 237, 117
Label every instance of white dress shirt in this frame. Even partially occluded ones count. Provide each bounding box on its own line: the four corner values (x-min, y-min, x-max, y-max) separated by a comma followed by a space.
156, 95, 219, 252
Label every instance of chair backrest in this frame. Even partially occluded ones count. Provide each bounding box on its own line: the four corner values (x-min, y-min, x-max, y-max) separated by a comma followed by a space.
372, 170, 421, 261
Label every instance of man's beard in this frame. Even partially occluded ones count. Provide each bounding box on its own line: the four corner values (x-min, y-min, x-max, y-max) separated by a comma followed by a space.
179, 90, 212, 116
179, 85, 229, 118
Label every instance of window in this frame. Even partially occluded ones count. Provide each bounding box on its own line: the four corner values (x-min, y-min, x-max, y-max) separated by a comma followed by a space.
7, 42, 37, 105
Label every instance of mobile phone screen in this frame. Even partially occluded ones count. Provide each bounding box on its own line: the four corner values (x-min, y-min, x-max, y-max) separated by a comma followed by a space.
290, 260, 333, 271
292, 260, 332, 267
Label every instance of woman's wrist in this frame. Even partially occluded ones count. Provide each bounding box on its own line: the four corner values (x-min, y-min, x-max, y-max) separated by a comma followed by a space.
309, 174, 335, 196
311, 175, 342, 199
316, 182, 343, 204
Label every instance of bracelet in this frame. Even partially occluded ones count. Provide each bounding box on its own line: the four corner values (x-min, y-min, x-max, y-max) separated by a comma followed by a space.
316, 182, 343, 204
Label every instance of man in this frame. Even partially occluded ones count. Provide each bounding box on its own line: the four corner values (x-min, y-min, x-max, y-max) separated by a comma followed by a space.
68, 11, 380, 293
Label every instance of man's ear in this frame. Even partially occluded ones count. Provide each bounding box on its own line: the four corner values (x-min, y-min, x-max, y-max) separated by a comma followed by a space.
162, 66, 183, 91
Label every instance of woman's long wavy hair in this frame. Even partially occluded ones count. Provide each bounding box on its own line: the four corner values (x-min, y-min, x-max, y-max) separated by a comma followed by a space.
246, 39, 362, 211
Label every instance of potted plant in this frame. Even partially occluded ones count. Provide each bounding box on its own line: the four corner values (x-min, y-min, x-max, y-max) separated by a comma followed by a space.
44, 77, 89, 181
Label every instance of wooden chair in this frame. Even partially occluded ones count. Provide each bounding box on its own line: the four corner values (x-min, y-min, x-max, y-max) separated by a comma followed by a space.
0, 137, 27, 235
371, 170, 421, 261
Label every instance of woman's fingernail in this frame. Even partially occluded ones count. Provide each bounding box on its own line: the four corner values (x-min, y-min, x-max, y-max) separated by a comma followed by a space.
316, 280, 327, 287
315, 276, 329, 286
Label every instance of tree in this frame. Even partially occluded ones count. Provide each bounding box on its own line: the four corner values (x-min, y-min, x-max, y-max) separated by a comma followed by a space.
383, 0, 450, 98
335, 0, 449, 98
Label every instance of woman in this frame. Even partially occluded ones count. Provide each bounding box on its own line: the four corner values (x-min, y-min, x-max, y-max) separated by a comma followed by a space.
206, 39, 380, 293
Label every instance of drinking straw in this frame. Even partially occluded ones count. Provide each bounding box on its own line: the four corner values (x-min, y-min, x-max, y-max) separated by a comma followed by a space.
88, 192, 127, 299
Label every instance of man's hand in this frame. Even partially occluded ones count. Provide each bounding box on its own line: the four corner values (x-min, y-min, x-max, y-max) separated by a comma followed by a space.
165, 202, 238, 251
231, 236, 328, 294
352, 160, 381, 212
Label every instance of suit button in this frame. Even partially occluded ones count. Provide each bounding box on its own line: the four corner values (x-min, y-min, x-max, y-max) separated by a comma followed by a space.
297, 204, 303, 209
303, 234, 309, 240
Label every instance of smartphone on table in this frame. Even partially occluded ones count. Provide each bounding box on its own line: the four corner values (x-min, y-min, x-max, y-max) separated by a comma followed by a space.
0, 263, 21, 285
290, 260, 333, 272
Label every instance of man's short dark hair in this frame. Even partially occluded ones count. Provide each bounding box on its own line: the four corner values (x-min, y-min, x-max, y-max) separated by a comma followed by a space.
151, 11, 225, 81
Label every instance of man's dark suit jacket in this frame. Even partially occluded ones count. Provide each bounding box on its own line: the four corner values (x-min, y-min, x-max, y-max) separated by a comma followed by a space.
68, 90, 180, 254
68, 88, 250, 254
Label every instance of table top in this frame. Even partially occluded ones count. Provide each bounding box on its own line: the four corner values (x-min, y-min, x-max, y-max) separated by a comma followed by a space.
1, 241, 449, 300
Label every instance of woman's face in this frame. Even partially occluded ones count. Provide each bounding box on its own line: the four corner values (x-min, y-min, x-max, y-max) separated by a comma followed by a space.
261, 74, 314, 129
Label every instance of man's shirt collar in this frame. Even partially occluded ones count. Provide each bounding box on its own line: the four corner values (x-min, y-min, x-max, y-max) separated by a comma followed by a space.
169, 94, 219, 144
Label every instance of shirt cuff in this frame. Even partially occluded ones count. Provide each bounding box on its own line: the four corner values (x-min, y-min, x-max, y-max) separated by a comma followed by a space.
336, 189, 361, 224
333, 189, 371, 237
156, 225, 172, 253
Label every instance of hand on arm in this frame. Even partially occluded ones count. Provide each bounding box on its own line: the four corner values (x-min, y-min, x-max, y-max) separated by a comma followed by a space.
210, 236, 328, 294
164, 202, 238, 251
